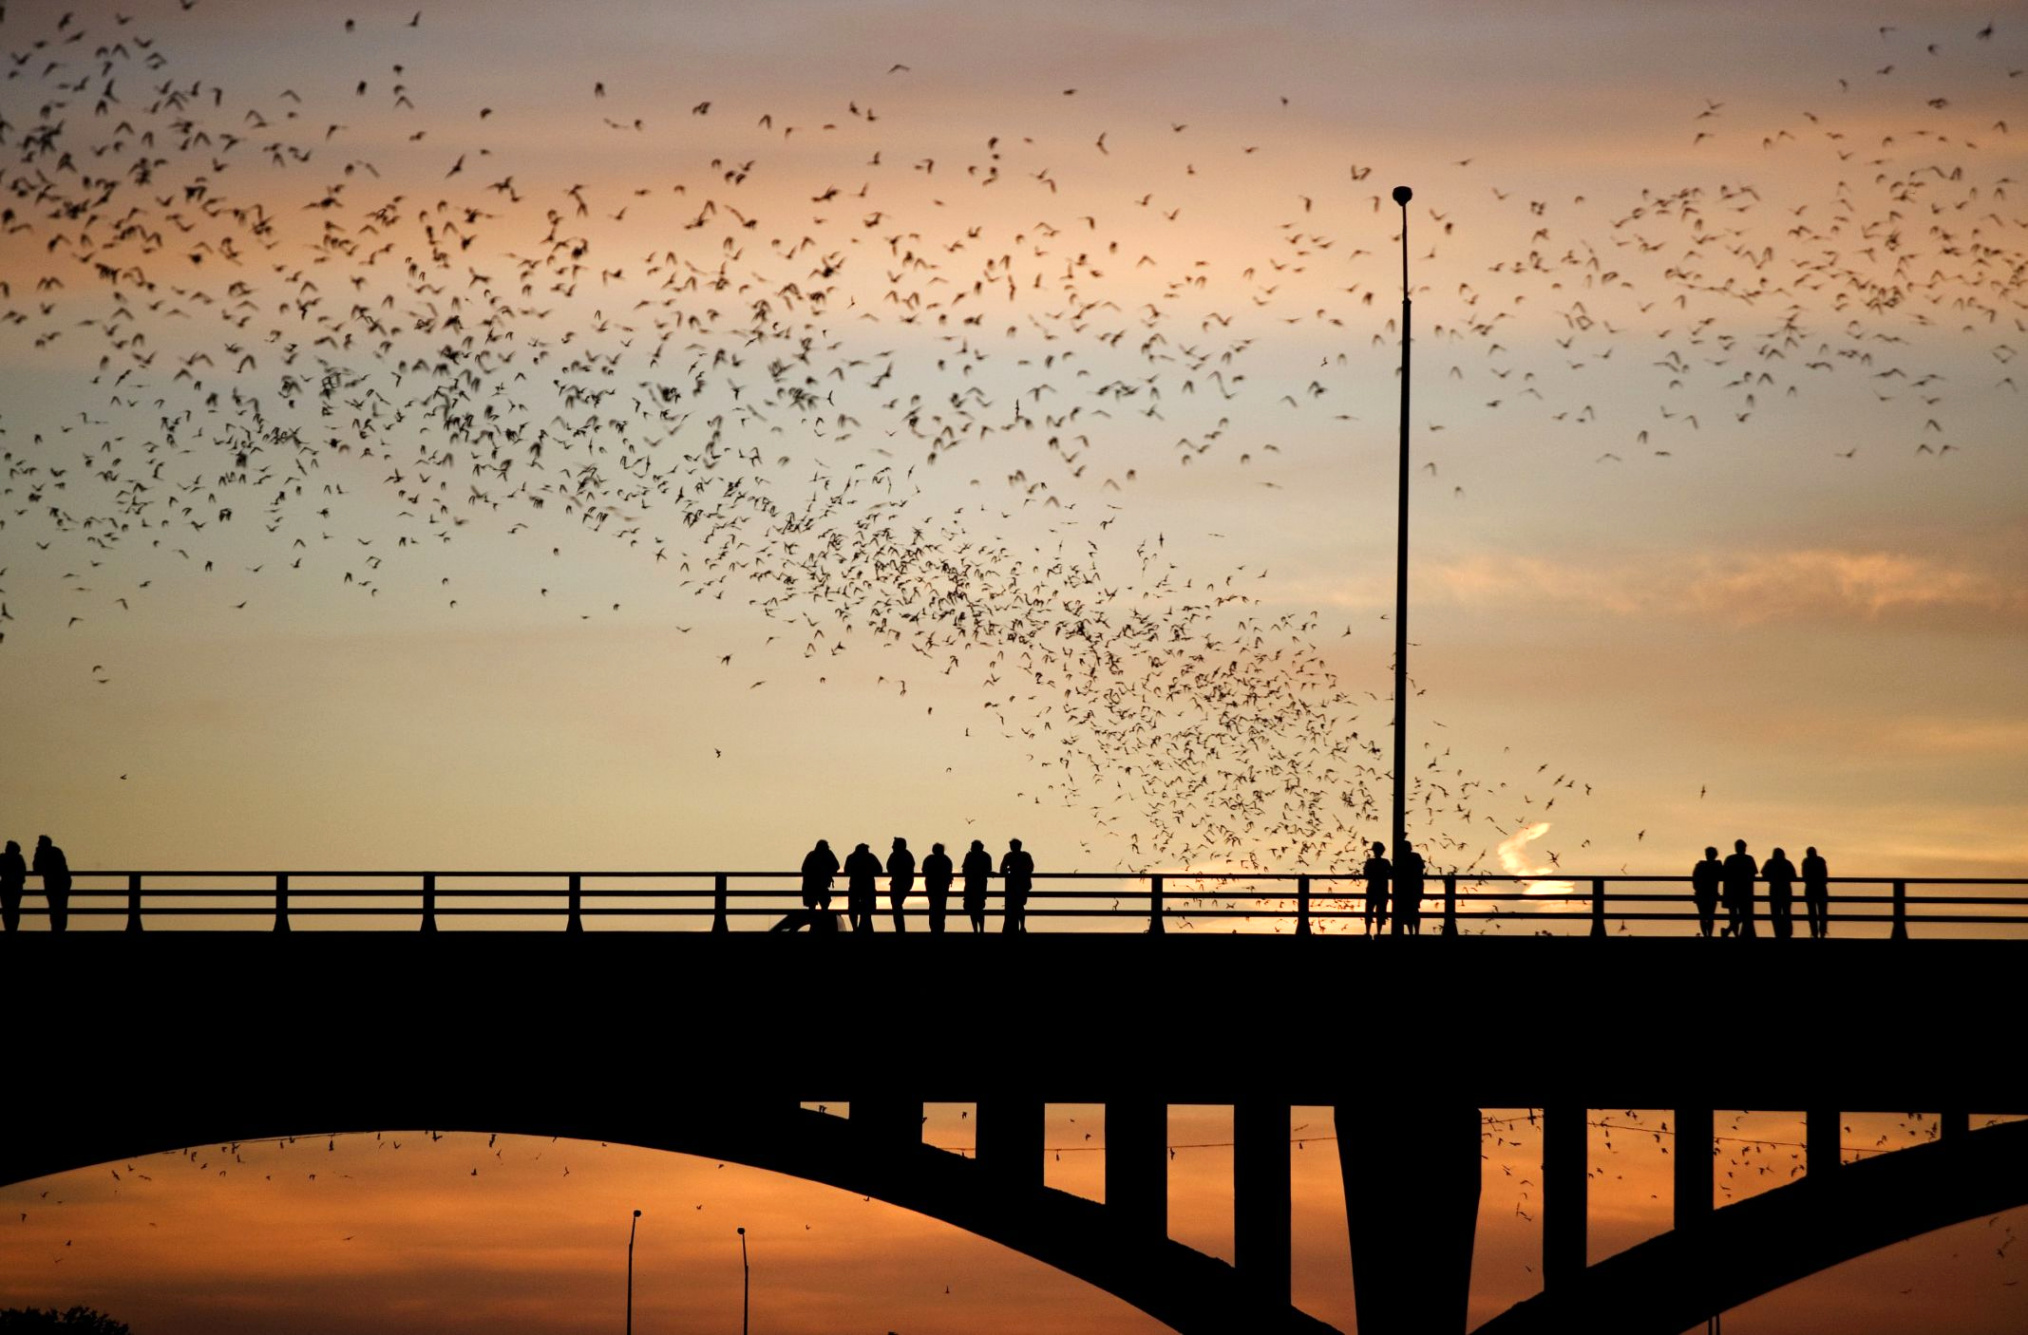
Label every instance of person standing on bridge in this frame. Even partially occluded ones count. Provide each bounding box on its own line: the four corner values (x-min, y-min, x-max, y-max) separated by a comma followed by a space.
800, 839, 840, 919
843, 841, 882, 933
32, 835, 70, 933
1721, 838, 1758, 938
1362, 841, 1391, 936
886, 837, 917, 933
921, 842, 954, 934
999, 838, 1034, 933
961, 839, 993, 932
0, 839, 25, 932
1802, 846, 1830, 939
1762, 846, 1798, 940
1691, 846, 1723, 938
1391, 842, 1426, 936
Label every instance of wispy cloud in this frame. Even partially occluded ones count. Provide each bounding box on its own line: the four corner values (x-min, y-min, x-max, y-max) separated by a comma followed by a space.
1423, 547, 2027, 628
1494, 822, 1577, 898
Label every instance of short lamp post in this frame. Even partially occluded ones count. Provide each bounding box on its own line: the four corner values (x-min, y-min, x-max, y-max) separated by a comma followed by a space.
626, 1209, 642, 1335
737, 1226, 750, 1335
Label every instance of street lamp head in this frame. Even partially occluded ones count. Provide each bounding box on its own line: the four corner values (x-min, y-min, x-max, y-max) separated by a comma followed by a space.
633, 1209, 643, 1218
1391, 185, 1413, 206
737, 1226, 746, 1235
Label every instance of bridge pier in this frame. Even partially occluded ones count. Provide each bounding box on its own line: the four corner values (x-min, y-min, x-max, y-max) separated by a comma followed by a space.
1543, 1104, 1587, 1289
1105, 1099, 1167, 1239
1675, 1106, 1713, 1227
1234, 1099, 1291, 1304
978, 1095, 1044, 1190
1806, 1107, 1839, 1179
1338, 1102, 1481, 1335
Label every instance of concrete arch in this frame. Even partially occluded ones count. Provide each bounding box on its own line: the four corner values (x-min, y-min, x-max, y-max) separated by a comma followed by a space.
1474, 1117, 2028, 1335
0, 1104, 1339, 1335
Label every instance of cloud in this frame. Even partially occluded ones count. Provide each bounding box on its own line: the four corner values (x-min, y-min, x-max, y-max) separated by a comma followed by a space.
1423, 547, 2027, 628
1494, 821, 1577, 898
1680, 549, 2028, 626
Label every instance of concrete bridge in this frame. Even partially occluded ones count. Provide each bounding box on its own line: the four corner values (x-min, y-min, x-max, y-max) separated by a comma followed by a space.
6, 929, 2023, 1334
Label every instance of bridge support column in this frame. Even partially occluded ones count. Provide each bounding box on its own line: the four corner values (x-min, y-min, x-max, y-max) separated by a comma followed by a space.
1941, 1110, 1970, 1140
1807, 1108, 1839, 1179
1543, 1104, 1586, 1290
979, 1096, 1044, 1190
1235, 1099, 1291, 1304
1675, 1106, 1713, 1228
1339, 1102, 1480, 1335
852, 1097, 922, 1161
1105, 1099, 1167, 1239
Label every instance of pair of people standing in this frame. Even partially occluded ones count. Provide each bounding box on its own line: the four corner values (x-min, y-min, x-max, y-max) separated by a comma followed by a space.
1, 835, 69, 932
798, 836, 1032, 932
1359, 840, 1427, 936
1690, 840, 1830, 938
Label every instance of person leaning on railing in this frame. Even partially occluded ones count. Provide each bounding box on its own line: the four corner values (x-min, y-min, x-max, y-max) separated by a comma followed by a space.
1802, 847, 1830, 939
999, 839, 1033, 933
1691, 847, 1723, 938
961, 840, 992, 933
32, 835, 70, 933
0, 839, 26, 931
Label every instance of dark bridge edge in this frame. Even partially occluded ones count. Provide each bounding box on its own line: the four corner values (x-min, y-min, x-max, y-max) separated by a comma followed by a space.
1472, 1116, 2028, 1335
0, 1105, 1340, 1335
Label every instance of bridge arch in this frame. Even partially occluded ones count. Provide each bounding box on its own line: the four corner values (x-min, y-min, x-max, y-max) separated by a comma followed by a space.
1475, 1117, 2028, 1335
2, 1104, 1339, 1335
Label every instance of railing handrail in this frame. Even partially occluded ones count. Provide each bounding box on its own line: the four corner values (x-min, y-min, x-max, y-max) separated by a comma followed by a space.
24, 870, 2028, 884
6, 868, 2024, 937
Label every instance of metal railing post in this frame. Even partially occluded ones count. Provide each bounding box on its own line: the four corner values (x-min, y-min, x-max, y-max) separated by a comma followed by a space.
273, 873, 290, 932
1296, 875, 1311, 936
1590, 878, 1605, 938
126, 872, 144, 932
1148, 874, 1165, 934
1891, 879, 1907, 941
1443, 872, 1458, 937
712, 873, 729, 933
567, 874, 583, 933
420, 873, 437, 932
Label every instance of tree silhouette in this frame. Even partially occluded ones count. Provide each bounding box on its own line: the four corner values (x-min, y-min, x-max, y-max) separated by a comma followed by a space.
0, 1310, 132, 1335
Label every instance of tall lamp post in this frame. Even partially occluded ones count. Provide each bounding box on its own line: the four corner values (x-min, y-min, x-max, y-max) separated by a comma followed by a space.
737, 1226, 750, 1335
1390, 184, 1414, 863
626, 1208, 642, 1335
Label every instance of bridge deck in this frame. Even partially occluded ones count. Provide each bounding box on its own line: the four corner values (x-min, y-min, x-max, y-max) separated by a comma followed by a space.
8, 933, 2019, 1114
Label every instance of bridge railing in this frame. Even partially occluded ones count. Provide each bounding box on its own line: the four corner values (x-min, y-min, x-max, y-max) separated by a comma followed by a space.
3, 871, 2025, 938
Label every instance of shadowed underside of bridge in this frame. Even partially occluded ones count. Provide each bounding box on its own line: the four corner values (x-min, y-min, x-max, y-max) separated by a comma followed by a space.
6, 933, 2024, 1335
1475, 1116, 2028, 1335
1, 1104, 1336, 1335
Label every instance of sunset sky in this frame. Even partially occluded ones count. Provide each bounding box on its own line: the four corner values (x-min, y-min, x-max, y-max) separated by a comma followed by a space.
1, 0, 2024, 1328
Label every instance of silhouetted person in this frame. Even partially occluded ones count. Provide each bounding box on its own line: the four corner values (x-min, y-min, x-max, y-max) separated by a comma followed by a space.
961, 839, 992, 932
843, 842, 881, 933
886, 837, 916, 933
1391, 842, 1425, 936
800, 839, 839, 913
0, 839, 25, 932
922, 842, 954, 933
33, 836, 70, 933
1721, 838, 1757, 938
999, 838, 1034, 933
1361, 841, 1391, 937
1762, 846, 1798, 939
1802, 845, 1830, 939
1691, 846, 1723, 938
